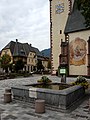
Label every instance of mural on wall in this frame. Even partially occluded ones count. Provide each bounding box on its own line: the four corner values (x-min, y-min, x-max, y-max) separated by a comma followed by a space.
70, 37, 86, 66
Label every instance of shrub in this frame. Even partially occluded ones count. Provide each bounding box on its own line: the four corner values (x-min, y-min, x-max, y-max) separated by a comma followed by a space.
72, 76, 89, 89
37, 76, 52, 84
7, 73, 17, 79
23, 72, 32, 77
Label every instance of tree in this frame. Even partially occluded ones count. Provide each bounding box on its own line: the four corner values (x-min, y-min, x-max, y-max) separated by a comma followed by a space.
0, 54, 11, 73
14, 60, 24, 73
37, 60, 44, 72
76, 0, 90, 27
9, 63, 13, 72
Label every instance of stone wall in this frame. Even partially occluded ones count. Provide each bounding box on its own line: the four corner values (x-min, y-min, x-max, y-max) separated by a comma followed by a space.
11, 85, 85, 110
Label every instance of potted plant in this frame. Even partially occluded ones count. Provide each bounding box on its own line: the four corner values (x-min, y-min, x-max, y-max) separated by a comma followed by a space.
37, 76, 52, 84
72, 76, 89, 89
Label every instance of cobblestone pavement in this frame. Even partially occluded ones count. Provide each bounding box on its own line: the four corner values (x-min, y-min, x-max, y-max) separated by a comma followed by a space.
0, 75, 90, 120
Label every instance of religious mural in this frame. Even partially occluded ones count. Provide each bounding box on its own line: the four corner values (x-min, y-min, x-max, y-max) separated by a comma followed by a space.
70, 37, 86, 66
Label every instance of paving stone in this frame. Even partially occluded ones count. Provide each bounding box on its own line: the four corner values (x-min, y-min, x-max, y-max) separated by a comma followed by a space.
77, 117, 88, 120
2, 114, 17, 120
48, 118, 56, 120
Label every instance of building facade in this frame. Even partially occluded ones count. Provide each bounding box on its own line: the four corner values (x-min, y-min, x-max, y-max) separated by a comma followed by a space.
0, 39, 49, 73
49, 0, 90, 76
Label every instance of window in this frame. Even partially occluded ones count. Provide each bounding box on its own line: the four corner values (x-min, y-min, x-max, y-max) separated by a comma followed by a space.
30, 53, 32, 56
29, 58, 30, 62
35, 60, 37, 63
60, 30, 62, 34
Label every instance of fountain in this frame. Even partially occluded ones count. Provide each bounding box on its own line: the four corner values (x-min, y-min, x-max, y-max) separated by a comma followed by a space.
11, 77, 85, 110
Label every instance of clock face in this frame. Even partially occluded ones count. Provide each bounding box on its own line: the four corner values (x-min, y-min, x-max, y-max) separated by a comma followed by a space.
55, 3, 64, 14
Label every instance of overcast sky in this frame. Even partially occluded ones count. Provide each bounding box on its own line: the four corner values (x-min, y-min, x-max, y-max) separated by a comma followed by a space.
0, 0, 50, 51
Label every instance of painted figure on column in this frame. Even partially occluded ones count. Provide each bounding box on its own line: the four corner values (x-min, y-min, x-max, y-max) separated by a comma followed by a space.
70, 37, 86, 66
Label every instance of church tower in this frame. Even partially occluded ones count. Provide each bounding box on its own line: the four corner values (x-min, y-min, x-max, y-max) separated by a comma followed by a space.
50, 0, 90, 76
49, 0, 72, 75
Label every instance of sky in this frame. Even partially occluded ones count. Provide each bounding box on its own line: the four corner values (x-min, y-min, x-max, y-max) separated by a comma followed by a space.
0, 0, 50, 51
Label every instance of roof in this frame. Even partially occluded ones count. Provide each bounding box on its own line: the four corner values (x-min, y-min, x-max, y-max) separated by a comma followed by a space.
2, 40, 46, 59
13, 41, 27, 57
32, 47, 42, 56
64, 0, 89, 33
2, 41, 15, 54
23, 43, 35, 56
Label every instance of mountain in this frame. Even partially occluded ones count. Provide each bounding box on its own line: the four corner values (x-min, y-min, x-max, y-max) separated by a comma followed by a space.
41, 48, 50, 58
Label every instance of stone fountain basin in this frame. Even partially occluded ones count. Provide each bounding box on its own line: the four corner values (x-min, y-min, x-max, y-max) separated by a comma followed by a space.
11, 83, 85, 110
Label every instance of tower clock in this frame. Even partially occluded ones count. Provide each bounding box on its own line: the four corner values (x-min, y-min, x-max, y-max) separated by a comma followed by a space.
55, 3, 64, 14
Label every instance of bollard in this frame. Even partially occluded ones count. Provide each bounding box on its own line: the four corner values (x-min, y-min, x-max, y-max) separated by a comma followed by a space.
35, 99, 45, 113
4, 88, 12, 103
4, 93, 12, 103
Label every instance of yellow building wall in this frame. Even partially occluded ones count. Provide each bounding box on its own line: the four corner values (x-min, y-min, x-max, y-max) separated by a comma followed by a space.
42, 60, 48, 70
51, 0, 69, 74
27, 52, 36, 66
1, 49, 13, 63
69, 30, 90, 75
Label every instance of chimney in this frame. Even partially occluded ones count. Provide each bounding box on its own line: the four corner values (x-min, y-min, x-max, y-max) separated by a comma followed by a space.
30, 44, 32, 46
16, 39, 18, 42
